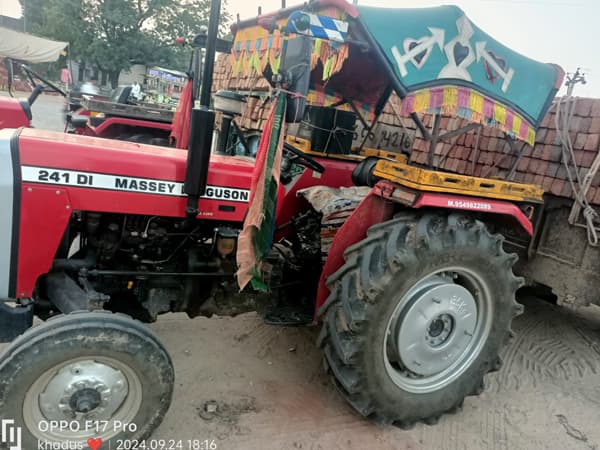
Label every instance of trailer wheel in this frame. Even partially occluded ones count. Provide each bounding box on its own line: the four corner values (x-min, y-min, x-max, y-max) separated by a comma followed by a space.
318, 213, 523, 427
0, 311, 174, 448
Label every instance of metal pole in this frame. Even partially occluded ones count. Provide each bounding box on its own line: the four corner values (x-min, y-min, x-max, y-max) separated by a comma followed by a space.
427, 114, 441, 168
184, 0, 220, 217
199, 0, 221, 107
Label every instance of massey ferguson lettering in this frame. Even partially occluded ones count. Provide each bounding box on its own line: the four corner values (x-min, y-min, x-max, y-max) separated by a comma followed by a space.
204, 187, 249, 202
21, 166, 250, 203
114, 178, 177, 194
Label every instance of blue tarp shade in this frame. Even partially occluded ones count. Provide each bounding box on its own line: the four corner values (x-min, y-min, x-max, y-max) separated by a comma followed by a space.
357, 5, 562, 129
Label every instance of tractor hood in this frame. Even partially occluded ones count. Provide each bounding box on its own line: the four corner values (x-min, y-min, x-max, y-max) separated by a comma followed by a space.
15, 128, 255, 222
231, 0, 563, 145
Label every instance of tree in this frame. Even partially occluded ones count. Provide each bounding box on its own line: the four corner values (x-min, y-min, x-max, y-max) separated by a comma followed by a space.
152, 0, 231, 71
19, 0, 231, 88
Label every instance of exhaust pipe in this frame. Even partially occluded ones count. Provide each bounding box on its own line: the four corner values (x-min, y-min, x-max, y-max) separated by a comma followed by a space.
184, 0, 222, 217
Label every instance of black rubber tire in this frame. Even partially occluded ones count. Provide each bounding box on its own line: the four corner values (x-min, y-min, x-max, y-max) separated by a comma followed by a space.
0, 311, 174, 449
318, 212, 524, 427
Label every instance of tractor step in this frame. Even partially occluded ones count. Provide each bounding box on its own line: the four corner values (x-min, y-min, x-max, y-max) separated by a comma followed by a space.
263, 305, 313, 326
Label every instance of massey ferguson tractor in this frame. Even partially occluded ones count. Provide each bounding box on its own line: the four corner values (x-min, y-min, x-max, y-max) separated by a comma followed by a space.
0, 0, 586, 448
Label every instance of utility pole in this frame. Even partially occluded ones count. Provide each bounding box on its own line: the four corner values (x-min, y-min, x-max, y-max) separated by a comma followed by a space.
565, 68, 587, 96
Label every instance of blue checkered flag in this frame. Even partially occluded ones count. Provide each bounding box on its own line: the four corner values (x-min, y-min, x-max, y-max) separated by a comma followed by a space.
287, 11, 349, 43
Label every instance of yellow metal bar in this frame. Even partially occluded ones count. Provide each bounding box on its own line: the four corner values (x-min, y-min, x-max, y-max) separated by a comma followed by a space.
373, 160, 544, 203
284, 135, 543, 203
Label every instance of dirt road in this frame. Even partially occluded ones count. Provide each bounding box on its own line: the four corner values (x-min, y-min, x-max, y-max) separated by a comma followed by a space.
151, 297, 600, 450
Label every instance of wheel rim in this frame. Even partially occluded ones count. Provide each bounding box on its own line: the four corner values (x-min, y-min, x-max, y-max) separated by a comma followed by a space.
23, 356, 143, 442
383, 266, 493, 393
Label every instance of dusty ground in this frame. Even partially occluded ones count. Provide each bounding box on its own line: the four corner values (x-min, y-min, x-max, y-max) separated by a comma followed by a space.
150, 297, 600, 450
3, 94, 600, 449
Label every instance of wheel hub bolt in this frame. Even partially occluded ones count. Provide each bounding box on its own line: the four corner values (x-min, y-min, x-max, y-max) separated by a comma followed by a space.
69, 388, 102, 413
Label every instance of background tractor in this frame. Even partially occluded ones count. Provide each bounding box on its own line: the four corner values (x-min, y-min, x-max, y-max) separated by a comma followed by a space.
1, 0, 593, 448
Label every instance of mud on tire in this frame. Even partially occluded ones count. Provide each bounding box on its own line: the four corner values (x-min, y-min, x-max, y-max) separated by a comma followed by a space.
318, 213, 524, 427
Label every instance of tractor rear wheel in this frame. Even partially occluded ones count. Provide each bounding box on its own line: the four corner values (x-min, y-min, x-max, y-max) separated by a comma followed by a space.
318, 213, 523, 427
0, 311, 174, 448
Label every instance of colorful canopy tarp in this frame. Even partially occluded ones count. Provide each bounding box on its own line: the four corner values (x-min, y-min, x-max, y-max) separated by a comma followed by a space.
231, 0, 564, 145
357, 5, 563, 144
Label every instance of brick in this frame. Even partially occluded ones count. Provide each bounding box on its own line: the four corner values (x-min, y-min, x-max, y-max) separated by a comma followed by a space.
480, 137, 490, 150
546, 162, 560, 177
591, 100, 600, 117
535, 128, 548, 143
460, 147, 471, 160
541, 112, 553, 128
524, 172, 536, 184
576, 99, 593, 117
574, 133, 588, 150
546, 129, 558, 145
511, 172, 524, 183
556, 164, 568, 180
560, 181, 572, 198
550, 145, 563, 162
523, 145, 534, 157
532, 160, 549, 175
580, 118, 593, 132
594, 188, 600, 205
457, 160, 467, 174
541, 145, 554, 161
489, 137, 500, 150
570, 117, 583, 131
542, 176, 554, 192
518, 157, 531, 172
457, 134, 466, 146
448, 158, 460, 172
582, 151, 596, 167
533, 174, 545, 186
498, 155, 512, 170
591, 118, 600, 133
465, 134, 474, 148
550, 178, 564, 196
584, 134, 600, 151
586, 187, 596, 203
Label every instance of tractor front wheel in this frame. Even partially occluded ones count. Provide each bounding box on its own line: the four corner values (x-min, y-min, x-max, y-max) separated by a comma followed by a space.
0, 311, 174, 449
319, 213, 523, 427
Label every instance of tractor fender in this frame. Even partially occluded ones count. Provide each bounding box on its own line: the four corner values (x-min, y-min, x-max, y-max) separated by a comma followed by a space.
314, 181, 534, 315
412, 192, 534, 235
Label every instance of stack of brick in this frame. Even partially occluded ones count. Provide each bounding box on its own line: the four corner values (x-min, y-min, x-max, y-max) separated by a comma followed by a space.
402, 99, 600, 204
213, 54, 600, 205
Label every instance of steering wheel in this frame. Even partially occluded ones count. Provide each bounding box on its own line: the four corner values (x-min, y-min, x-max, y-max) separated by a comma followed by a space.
21, 64, 67, 98
283, 143, 325, 173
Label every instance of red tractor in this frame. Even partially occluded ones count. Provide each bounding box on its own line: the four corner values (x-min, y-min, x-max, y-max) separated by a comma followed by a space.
0, 0, 573, 448
65, 33, 233, 146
